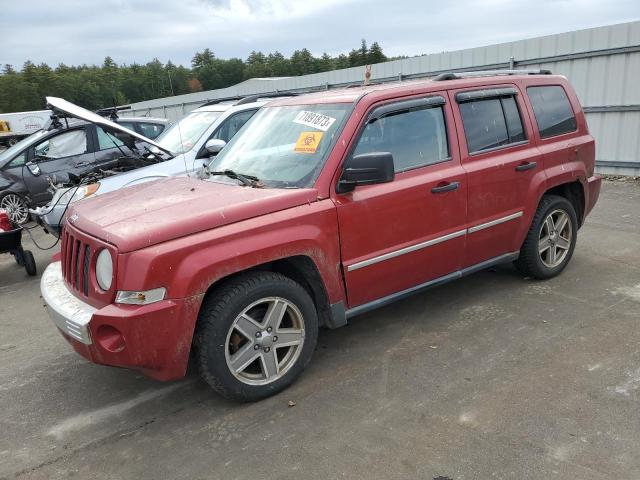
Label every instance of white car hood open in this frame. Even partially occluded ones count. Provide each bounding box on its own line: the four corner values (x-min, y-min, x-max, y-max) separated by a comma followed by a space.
45, 96, 174, 157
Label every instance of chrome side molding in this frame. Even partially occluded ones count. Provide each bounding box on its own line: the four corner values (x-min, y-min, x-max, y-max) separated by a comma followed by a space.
346, 211, 524, 272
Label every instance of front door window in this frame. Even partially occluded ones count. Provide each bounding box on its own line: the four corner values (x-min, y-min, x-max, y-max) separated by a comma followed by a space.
34, 129, 87, 159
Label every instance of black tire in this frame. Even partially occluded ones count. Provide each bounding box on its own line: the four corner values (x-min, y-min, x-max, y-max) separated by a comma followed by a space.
195, 271, 318, 402
23, 250, 37, 276
515, 194, 578, 280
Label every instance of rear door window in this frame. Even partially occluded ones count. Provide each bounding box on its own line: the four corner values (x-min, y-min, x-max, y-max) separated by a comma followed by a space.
138, 122, 165, 139
210, 110, 256, 143
527, 86, 577, 138
502, 97, 526, 143
96, 127, 124, 150
353, 105, 450, 172
458, 95, 526, 154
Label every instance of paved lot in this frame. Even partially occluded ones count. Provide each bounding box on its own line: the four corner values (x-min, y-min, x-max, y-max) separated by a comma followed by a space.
1, 180, 639, 480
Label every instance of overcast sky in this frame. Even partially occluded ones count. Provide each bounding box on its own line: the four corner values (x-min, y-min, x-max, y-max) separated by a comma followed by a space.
2, 0, 639, 68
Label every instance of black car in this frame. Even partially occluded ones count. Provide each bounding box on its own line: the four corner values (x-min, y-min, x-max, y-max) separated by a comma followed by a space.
0, 115, 168, 224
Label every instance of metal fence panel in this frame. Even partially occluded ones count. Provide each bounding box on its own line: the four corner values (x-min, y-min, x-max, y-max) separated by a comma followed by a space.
123, 21, 640, 174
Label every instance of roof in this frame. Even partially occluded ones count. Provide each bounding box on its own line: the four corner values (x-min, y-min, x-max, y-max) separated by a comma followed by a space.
122, 77, 298, 111
268, 73, 566, 107
192, 103, 236, 113
121, 116, 169, 124
192, 96, 293, 113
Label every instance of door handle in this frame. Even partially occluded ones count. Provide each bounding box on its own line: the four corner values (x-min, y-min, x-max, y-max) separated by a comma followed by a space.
431, 181, 460, 194
515, 162, 537, 172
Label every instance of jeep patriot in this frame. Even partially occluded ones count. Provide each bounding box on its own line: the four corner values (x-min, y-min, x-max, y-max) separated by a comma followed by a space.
41, 70, 601, 401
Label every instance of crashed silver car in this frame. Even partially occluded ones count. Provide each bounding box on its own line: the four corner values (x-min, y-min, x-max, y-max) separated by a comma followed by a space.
0, 107, 168, 224
31, 94, 281, 236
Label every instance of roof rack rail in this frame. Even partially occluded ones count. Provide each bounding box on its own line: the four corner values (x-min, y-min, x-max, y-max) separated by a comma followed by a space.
95, 105, 132, 120
200, 95, 249, 107
200, 91, 299, 107
234, 92, 299, 106
432, 69, 552, 81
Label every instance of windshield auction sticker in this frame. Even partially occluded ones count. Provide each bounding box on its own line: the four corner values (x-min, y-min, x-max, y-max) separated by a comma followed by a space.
294, 131, 324, 154
293, 111, 336, 132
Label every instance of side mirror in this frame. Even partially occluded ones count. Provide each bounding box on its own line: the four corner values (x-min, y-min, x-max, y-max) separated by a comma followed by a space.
205, 139, 226, 155
337, 152, 394, 193
26, 161, 41, 176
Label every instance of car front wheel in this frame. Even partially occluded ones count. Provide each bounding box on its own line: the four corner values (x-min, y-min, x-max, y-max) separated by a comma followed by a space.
196, 271, 318, 402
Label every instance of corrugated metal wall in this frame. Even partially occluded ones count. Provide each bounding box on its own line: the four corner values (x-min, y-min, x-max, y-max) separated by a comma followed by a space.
123, 20, 640, 175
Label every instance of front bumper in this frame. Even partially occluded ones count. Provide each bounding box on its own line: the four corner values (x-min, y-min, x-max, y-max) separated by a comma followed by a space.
30, 204, 64, 237
41, 261, 203, 381
41, 262, 95, 344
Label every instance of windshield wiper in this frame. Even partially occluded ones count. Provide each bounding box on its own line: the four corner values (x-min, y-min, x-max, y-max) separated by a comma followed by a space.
143, 145, 173, 161
208, 169, 261, 187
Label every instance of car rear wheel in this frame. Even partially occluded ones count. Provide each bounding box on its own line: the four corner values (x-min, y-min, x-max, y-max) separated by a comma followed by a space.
515, 194, 578, 279
196, 271, 318, 402
0, 192, 30, 225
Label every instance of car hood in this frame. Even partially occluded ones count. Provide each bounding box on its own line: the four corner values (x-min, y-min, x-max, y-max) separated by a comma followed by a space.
46, 96, 174, 157
68, 177, 318, 252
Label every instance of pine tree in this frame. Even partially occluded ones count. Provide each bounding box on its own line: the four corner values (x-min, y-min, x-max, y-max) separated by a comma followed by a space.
367, 42, 386, 64
0, 39, 391, 113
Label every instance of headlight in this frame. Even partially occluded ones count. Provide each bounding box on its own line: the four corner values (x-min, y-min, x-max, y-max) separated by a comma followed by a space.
70, 183, 100, 204
55, 183, 100, 207
95, 249, 113, 291
116, 288, 166, 305
54, 187, 75, 206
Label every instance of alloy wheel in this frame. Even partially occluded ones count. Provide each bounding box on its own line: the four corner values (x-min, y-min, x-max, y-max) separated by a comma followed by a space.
0, 193, 29, 224
224, 297, 306, 386
538, 208, 572, 268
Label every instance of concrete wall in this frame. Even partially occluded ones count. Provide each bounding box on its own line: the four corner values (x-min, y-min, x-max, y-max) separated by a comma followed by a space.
123, 21, 640, 175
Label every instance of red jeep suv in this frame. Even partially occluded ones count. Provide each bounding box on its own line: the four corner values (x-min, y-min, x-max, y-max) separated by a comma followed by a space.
41, 70, 601, 401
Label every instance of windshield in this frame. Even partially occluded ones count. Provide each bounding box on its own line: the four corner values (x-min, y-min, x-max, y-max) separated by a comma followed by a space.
156, 110, 222, 154
0, 130, 48, 166
208, 103, 351, 188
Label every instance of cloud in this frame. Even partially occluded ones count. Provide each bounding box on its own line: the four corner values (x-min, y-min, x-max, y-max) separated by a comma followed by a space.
1, 0, 638, 68
197, 0, 344, 17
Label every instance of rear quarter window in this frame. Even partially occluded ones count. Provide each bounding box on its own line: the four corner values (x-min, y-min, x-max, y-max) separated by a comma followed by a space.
527, 86, 577, 138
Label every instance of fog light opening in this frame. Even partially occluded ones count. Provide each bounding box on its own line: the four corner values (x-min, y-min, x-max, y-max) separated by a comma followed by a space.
96, 325, 125, 353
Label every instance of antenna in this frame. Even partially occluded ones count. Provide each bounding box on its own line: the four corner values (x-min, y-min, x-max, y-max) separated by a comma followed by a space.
173, 108, 190, 179
167, 68, 175, 96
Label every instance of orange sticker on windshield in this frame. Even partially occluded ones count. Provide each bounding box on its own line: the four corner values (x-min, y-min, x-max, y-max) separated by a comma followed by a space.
294, 131, 324, 154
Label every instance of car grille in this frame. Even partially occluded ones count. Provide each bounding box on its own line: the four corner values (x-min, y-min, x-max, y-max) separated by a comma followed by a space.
61, 229, 91, 297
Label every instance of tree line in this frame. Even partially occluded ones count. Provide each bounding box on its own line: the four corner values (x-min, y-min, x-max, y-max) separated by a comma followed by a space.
0, 40, 390, 114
